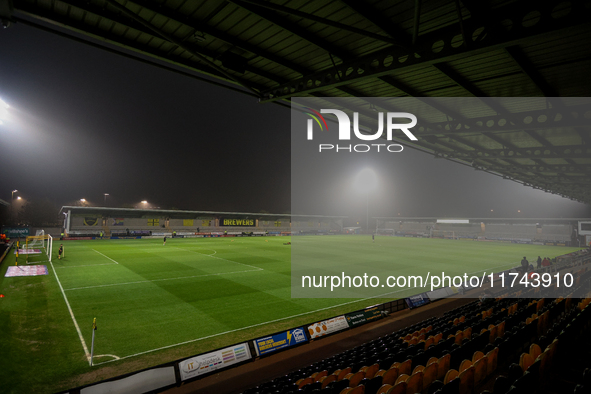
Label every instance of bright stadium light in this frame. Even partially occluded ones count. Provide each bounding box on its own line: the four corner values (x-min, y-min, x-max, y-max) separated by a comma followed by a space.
0, 98, 10, 125
17, 196, 21, 200
141, 200, 148, 204
80, 198, 86, 202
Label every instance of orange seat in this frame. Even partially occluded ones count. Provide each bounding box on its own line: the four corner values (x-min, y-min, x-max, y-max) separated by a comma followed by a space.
376, 384, 392, 394
444, 369, 459, 384
426, 357, 438, 367
519, 353, 534, 372
406, 371, 423, 394
398, 359, 412, 376
459, 359, 472, 373
388, 381, 406, 394
437, 353, 451, 380
348, 371, 366, 387
382, 367, 399, 386
473, 356, 488, 386
338, 367, 352, 381
458, 366, 474, 394
422, 362, 438, 390
395, 374, 409, 385
472, 351, 484, 363
321, 374, 337, 389
412, 365, 425, 375
486, 347, 499, 376
298, 377, 314, 389
530, 343, 542, 360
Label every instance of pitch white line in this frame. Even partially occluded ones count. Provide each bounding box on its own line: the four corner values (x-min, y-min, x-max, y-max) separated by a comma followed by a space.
173, 247, 263, 271
49, 260, 91, 364
64, 269, 262, 291
91, 286, 422, 366
92, 249, 119, 264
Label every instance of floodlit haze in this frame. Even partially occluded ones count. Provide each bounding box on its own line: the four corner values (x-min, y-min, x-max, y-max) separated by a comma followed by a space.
0, 24, 589, 220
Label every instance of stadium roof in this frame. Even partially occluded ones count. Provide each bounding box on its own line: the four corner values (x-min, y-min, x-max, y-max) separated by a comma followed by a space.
375, 216, 589, 222
59, 206, 346, 220
3, 0, 591, 204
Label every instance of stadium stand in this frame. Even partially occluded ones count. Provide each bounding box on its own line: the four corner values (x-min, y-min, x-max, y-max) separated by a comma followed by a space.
237, 272, 591, 394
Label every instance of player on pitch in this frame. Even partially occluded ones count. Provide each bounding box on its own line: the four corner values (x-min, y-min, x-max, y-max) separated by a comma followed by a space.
58, 244, 64, 260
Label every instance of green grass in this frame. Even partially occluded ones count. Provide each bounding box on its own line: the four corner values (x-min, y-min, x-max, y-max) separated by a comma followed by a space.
0, 236, 583, 393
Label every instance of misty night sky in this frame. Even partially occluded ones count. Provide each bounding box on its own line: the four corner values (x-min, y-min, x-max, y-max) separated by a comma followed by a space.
0, 23, 590, 221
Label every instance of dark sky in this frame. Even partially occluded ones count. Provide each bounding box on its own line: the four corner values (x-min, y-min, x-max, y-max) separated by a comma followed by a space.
0, 23, 590, 220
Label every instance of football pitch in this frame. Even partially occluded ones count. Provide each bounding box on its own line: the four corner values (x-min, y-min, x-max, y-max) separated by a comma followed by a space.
0, 235, 584, 393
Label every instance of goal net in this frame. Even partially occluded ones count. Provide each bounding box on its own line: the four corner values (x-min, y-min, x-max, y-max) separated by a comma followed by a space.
24, 231, 52, 263
430, 230, 456, 239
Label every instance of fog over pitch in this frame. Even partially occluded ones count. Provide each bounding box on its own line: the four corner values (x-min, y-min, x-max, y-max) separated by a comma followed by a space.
0, 24, 589, 220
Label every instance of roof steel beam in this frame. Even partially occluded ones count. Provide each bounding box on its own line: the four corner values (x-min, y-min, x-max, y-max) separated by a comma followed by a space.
131, 0, 311, 75
339, 0, 411, 46
505, 45, 559, 97
236, 0, 404, 46
229, 0, 351, 60
102, 0, 262, 97
260, 0, 591, 102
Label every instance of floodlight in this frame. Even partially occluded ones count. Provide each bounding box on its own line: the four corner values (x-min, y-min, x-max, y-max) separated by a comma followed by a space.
141, 200, 148, 204
80, 198, 86, 202
355, 168, 378, 191
17, 196, 21, 200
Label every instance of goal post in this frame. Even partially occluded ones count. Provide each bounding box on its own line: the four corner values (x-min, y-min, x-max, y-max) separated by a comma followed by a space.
430, 229, 456, 239
24, 230, 52, 263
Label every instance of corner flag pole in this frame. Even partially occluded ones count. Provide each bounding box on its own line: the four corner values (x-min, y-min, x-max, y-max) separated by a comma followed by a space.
90, 318, 97, 366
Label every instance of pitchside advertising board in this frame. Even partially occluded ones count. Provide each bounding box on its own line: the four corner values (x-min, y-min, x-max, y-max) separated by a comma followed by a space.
405, 293, 431, 309
1, 227, 30, 238
253, 327, 308, 356
345, 307, 382, 328
178, 343, 251, 381
307, 315, 349, 339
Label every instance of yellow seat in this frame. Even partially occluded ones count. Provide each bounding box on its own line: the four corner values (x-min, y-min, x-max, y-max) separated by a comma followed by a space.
298, 377, 314, 389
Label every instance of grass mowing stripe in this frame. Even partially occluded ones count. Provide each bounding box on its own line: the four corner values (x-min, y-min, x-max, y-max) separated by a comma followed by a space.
56, 263, 118, 269
91, 285, 417, 366
49, 260, 91, 364
172, 246, 264, 271
63, 269, 264, 291
92, 249, 119, 264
